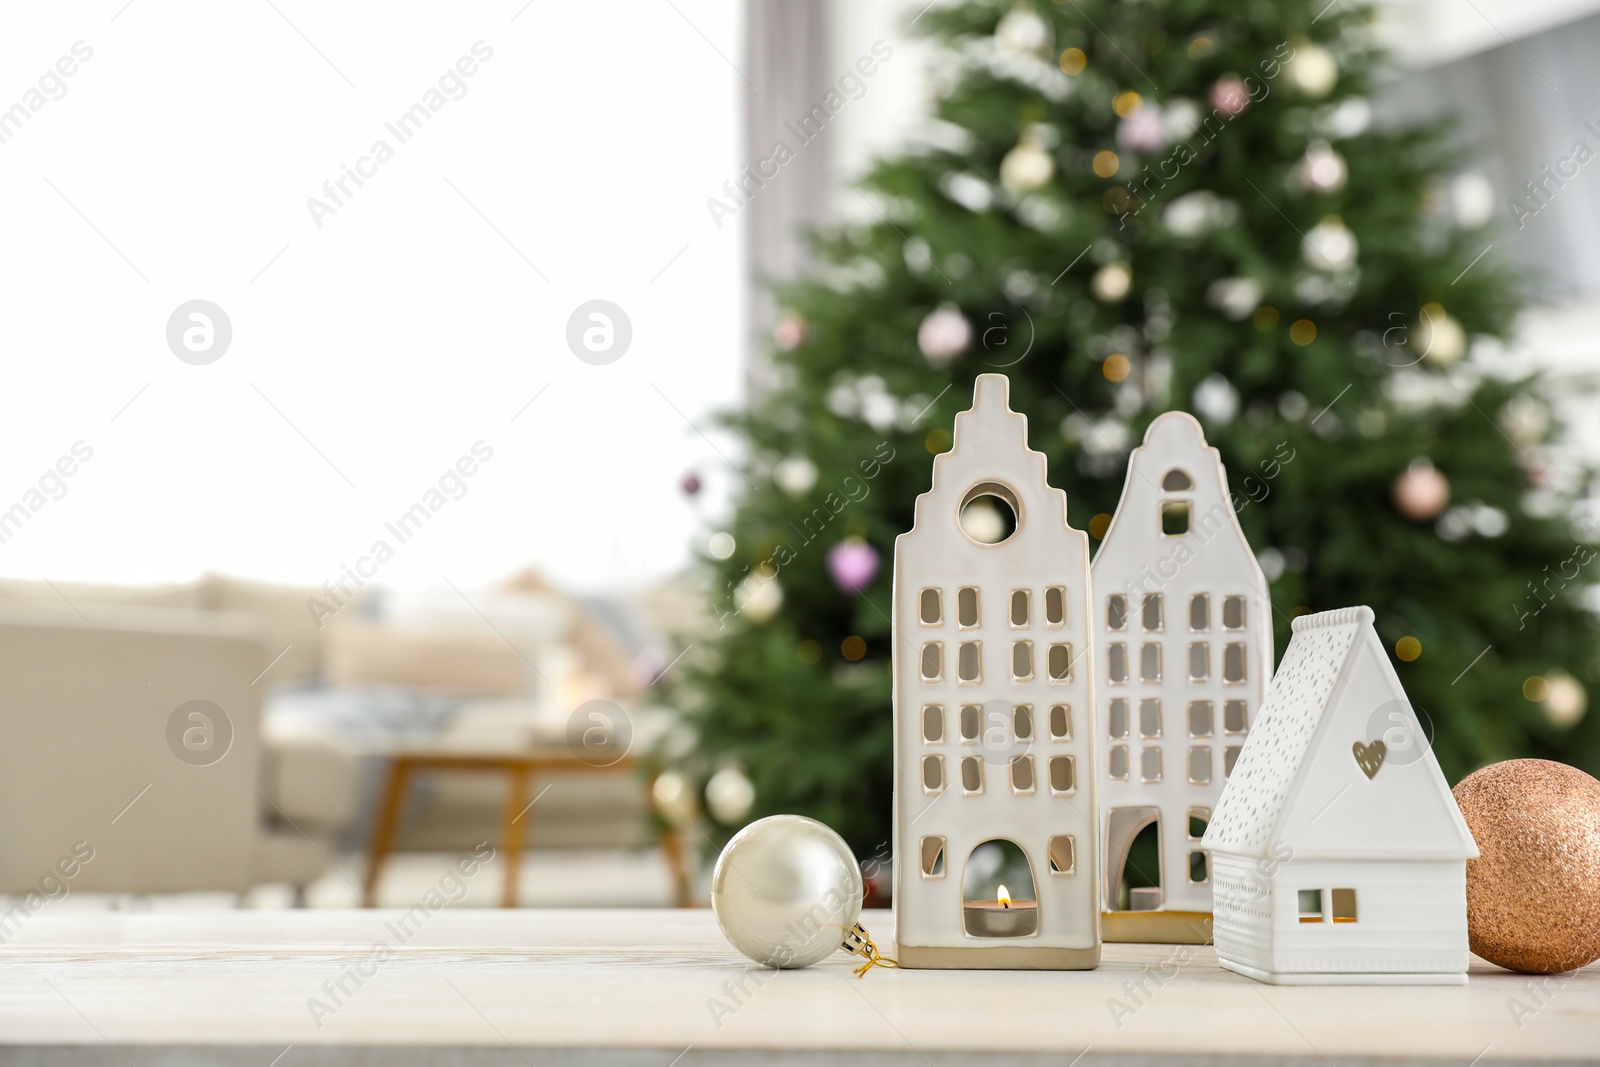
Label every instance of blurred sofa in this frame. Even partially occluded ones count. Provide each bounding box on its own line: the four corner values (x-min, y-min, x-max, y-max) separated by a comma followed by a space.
0, 591, 331, 896
0, 571, 670, 900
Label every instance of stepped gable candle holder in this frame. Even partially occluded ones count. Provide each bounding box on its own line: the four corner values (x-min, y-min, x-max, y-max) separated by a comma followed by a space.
1202, 606, 1479, 985
1089, 412, 1275, 944
892, 373, 1101, 970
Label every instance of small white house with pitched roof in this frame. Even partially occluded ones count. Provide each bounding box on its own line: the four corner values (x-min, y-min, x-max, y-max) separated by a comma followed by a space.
1202, 606, 1479, 985
893, 373, 1099, 969
1090, 412, 1272, 942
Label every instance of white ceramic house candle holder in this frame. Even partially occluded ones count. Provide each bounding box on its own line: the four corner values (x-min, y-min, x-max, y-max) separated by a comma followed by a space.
1202, 606, 1479, 984
1089, 412, 1273, 944
892, 374, 1100, 970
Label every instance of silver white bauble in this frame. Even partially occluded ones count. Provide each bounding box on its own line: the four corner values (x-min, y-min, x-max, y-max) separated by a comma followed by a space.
959, 496, 1009, 544
994, 4, 1051, 55
1207, 276, 1263, 320
1287, 40, 1338, 97
711, 814, 863, 968
1415, 303, 1466, 366
1543, 672, 1588, 729
1320, 96, 1371, 139
1000, 137, 1054, 195
1193, 374, 1240, 424
1452, 172, 1496, 229
705, 765, 756, 824
917, 305, 973, 364
1298, 142, 1347, 193
1164, 98, 1202, 140
1091, 261, 1133, 302
774, 454, 819, 496
1163, 191, 1222, 237
1472, 504, 1509, 538
1500, 396, 1549, 446
1303, 217, 1357, 272
861, 390, 899, 432
651, 771, 700, 827
735, 574, 783, 624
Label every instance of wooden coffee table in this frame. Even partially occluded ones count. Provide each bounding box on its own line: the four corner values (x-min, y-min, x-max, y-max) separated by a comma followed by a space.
362, 744, 690, 908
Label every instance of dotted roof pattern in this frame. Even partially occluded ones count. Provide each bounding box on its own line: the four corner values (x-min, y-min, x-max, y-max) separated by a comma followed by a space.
1203, 607, 1370, 854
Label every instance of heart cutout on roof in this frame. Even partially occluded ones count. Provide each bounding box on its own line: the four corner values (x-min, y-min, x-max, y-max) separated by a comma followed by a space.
1352, 739, 1386, 779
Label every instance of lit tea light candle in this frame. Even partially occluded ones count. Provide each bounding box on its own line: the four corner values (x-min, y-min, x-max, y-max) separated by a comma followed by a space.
963, 883, 1039, 938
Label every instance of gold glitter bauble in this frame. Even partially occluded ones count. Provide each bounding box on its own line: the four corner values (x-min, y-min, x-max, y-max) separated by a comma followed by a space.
1453, 759, 1600, 973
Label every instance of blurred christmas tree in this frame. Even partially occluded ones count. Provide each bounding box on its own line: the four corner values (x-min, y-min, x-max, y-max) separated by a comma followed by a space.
670, 0, 1599, 861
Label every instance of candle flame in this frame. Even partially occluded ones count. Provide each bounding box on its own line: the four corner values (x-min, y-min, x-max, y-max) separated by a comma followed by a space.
998, 884, 1011, 908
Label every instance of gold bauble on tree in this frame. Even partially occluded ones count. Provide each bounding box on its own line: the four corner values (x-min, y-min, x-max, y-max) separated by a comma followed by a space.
1453, 759, 1600, 974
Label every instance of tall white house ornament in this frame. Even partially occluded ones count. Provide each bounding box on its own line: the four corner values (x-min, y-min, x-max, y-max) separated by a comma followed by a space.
1090, 412, 1273, 943
892, 374, 1100, 969
1202, 606, 1480, 985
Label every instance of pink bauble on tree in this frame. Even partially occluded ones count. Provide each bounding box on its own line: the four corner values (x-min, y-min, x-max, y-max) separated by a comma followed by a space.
773, 311, 805, 352
917, 305, 972, 365
827, 537, 880, 596
1210, 76, 1250, 118
1116, 104, 1167, 154
1393, 459, 1450, 522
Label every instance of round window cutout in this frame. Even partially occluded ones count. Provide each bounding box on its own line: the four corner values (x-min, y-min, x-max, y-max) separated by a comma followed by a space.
959, 483, 1020, 545
1162, 468, 1193, 491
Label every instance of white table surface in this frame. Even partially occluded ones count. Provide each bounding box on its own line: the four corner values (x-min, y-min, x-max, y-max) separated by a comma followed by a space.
0, 908, 1594, 1065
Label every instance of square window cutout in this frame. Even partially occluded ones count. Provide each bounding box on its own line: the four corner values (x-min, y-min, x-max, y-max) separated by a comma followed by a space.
920, 836, 945, 877
1048, 835, 1076, 875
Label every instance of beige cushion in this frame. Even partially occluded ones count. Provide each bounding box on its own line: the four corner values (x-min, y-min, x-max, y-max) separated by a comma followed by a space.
0, 577, 207, 612
205, 574, 331, 684
324, 619, 530, 697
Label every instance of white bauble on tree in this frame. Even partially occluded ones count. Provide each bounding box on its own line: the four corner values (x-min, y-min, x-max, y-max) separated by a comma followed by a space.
736, 574, 783, 623
1193, 374, 1240, 424
1303, 216, 1357, 273
861, 390, 899, 432
1091, 261, 1133, 302
1297, 142, 1347, 194
1164, 98, 1202, 139
1319, 96, 1371, 138
706, 765, 757, 824
959, 497, 1009, 544
1452, 172, 1496, 229
1542, 672, 1588, 728
917, 304, 973, 364
1393, 459, 1450, 522
1415, 303, 1466, 366
994, 4, 1051, 55
774, 454, 819, 496
1000, 131, 1054, 194
1207, 276, 1263, 320
1500, 396, 1549, 446
651, 771, 700, 827
1286, 38, 1338, 97
711, 815, 863, 968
